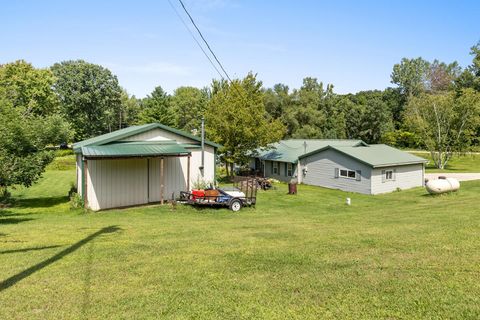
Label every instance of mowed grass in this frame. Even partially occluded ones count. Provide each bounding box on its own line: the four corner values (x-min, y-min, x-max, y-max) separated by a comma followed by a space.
1, 158, 480, 319
409, 152, 480, 173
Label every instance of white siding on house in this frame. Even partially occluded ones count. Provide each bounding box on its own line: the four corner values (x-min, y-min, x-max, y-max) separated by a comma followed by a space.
86, 159, 149, 211
370, 164, 424, 194
300, 149, 372, 194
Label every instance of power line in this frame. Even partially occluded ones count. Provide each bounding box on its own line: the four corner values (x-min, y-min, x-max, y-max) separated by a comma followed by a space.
176, 0, 233, 83
166, 0, 224, 80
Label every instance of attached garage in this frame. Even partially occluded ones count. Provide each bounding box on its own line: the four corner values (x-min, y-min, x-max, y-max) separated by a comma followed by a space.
74, 123, 220, 211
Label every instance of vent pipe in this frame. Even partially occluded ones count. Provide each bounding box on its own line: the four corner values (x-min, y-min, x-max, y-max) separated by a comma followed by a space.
303, 140, 307, 154
200, 117, 205, 173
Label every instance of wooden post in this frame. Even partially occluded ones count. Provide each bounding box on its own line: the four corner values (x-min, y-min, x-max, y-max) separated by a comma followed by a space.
187, 155, 191, 191
160, 157, 164, 205
83, 159, 88, 209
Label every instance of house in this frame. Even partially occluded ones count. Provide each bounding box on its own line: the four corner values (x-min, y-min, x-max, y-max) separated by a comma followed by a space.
251, 139, 427, 194
73, 123, 220, 211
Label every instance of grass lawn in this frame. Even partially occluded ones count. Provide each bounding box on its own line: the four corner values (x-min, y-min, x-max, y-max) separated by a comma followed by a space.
409, 152, 480, 173
1, 157, 480, 319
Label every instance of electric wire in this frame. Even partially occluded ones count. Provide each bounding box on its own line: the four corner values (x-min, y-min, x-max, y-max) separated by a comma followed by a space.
166, 0, 224, 80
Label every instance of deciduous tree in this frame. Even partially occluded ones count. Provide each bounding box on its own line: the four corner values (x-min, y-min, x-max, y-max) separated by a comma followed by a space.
51, 60, 123, 141
405, 89, 480, 169
206, 73, 285, 174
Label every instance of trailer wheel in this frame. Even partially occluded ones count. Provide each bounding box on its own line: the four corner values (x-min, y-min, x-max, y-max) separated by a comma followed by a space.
229, 199, 242, 212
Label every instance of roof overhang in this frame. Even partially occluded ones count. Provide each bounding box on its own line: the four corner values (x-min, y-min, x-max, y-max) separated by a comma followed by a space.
81, 143, 191, 159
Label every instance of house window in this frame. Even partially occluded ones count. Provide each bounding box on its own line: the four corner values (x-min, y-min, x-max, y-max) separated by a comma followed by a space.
385, 170, 394, 181
272, 162, 279, 174
340, 169, 357, 179
287, 163, 293, 176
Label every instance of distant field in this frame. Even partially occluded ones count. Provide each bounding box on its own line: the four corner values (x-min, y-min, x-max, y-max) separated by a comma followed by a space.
409, 152, 480, 173
1, 156, 480, 319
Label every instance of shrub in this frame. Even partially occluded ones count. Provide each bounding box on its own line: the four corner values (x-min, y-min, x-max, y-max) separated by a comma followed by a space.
70, 193, 83, 209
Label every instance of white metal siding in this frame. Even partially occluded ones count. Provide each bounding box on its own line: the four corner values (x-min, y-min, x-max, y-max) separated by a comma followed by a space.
370, 164, 424, 194
300, 149, 372, 194
83, 128, 216, 210
86, 159, 148, 211
76, 154, 82, 196
189, 146, 215, 187
121, 128, 194, 144
148, 157, 187, 202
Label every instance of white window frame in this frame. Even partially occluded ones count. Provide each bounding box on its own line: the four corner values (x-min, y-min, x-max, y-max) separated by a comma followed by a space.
287, 163, 293, 176
272, 162, 279, 175
385, 169, 394, 181
339, 169, 357, 180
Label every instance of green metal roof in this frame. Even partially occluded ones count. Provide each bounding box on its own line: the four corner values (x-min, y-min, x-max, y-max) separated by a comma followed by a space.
299, 144, 427, 168
73, 123, 221, 153
256, 139, 366, 163
81, 143, 191, 158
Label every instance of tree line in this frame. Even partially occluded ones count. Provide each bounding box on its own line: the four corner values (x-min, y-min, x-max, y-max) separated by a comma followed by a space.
1, 42, 480, 194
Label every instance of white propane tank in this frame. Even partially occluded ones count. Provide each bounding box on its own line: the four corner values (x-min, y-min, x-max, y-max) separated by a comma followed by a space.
446, 178, 460, 191
425, 178, 460, 194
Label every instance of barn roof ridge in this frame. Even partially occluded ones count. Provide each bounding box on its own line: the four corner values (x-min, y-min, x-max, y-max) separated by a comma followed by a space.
73, 123, 221, 153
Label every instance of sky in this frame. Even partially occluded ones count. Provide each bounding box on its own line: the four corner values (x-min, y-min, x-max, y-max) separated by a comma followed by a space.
1, 0, 479, 98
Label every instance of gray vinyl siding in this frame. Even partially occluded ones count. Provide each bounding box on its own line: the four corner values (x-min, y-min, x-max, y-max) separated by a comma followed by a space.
370, 164, 424, 194
300, 149, 372, 194
263, 160, 297, 182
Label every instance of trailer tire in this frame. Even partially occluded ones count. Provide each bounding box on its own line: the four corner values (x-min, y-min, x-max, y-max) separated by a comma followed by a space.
229, 199, 242, 212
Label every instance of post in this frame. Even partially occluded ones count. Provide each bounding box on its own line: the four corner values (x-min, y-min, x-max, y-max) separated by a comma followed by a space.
83, 159, 88, 209
160, 157, 164, 205
187, 155, 191, 191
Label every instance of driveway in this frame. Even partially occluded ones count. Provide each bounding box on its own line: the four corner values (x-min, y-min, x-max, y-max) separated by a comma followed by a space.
425, 173, 480, 182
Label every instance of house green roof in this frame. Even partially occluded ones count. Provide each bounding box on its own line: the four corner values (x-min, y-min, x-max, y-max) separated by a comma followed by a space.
256, 139, 366, 163
81, 142, 191, 158
73, 123, 221, 153
298, 144, 427, 168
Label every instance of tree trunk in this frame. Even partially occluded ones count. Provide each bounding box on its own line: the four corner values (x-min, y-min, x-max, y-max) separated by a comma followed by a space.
225, 163, 229, 177
230, 163, 234, 178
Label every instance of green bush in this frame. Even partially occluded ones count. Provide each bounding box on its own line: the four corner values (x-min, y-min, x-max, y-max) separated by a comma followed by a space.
54, 149, 74, 157
69, 192, 83, 209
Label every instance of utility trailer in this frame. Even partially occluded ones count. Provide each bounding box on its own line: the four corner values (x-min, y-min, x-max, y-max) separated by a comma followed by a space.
179, 176, 258, 212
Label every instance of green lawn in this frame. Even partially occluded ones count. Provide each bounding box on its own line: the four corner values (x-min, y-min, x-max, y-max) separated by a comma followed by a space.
1, 158, 480, 319
409, 152, 480, 173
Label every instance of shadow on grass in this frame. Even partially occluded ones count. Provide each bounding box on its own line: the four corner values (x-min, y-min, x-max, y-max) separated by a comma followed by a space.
14, 196, 69, 209
0, 225, 121, 292
0, 217, 34, 225
0, 245, 63, 255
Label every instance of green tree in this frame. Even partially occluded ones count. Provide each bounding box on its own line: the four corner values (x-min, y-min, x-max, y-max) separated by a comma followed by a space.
0, 92, 72, 197
51, 60, 123, 141
137, 86, 175, 126
405, 89, 480, 169
264, 83, 291, 120
456, 41, 480, 91
171, 86, 209, 132
206, 73, 285, 175
0, 60, 58, 116
120, 89, 141, 127
391, 57, 430, 98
